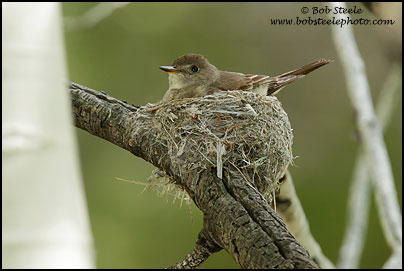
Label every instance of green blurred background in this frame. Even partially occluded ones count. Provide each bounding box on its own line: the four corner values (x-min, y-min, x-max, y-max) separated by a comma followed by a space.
62, 2, 402, 269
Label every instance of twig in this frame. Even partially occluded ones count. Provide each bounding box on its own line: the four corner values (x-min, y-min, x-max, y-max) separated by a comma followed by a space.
328, 2, 402, 268
337, 148, 371, 269
338, 64, 402, 268
167, 230, 221, 269
375, 64, 402, 131
383, 247, 402, 269
64, 2, 130, 31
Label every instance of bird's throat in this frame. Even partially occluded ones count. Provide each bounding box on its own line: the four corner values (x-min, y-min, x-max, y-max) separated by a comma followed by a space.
168, 73, 187, 90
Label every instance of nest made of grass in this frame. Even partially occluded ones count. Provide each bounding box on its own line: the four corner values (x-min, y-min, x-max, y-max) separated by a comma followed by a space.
140, 91, 294, 205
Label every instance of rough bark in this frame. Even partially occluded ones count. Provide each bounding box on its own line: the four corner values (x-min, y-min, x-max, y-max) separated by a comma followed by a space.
69, 81, 318, 269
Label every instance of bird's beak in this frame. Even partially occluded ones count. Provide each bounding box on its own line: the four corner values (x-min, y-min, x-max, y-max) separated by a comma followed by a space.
159, 66, 182, 73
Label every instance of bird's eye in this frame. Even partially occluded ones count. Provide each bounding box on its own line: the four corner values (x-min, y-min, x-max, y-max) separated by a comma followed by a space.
191, 65, 199, 73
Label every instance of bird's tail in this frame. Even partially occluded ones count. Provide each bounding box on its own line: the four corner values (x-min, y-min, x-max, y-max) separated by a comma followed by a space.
267, 58, 333, 95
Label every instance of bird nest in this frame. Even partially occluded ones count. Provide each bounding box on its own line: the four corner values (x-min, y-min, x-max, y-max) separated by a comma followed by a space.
141, 91, 294, 205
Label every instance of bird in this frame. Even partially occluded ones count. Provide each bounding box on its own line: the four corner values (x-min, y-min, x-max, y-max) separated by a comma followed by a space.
159, 53, 332, 102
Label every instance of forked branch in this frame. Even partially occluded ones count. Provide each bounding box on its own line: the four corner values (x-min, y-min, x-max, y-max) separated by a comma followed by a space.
69, 81, 318, 269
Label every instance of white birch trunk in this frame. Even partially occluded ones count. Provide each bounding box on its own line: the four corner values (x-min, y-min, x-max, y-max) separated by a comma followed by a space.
2, 3, 95, 268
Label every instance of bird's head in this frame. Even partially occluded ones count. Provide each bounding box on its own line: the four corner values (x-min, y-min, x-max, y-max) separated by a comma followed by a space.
160, 53, 219, 89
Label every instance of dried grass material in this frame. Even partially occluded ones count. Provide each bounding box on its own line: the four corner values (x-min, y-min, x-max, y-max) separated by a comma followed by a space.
143, 91, 293, 205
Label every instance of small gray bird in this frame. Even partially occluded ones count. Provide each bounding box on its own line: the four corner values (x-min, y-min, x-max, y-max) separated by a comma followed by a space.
160, 53, 332, 102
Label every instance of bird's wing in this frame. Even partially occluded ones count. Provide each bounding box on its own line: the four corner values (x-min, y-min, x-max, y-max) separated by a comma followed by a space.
213, 71, 302, 95
212, 58, 332, 95
213, 71, 274, 91
244, 74, 305, 93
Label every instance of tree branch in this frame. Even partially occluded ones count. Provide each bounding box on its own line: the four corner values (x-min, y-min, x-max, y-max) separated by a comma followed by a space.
69, 81, 318, 269
329, 2, 402, 268
64, 2, 130, 31
337, 64, 402, 268
167, 229, 221, 269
